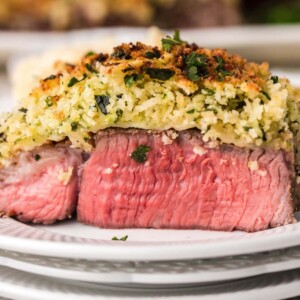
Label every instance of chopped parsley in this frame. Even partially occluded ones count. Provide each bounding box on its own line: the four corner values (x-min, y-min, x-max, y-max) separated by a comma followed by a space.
111, 48, 132, 60
124, 74, 143, 87
243, 126, 251, 132
45, 96, 53, 107
115, 109, 123, 123
43, 74, 56, 81
122, 66, 134, 73
131, 145, 151, 163
85, 63, 97, 73
95, 94, 110, 115
271, 75, 279, 84
34, 154, 41, 161
116, 109, 123, 118
187, 109, 195, 114
202, 88, 215, 96
145, 50, 160, 59
162, 30, 185, 51
18, 107, 27, 113
112, 235, 128, 241
0, 132, 6, 142
145, 68, 175, 81
187, 66, 200, 82
261, 91, 271, 100
186, 53, 207, 68
85, 51, 95, 57
71, 122, 78, 131
185, 53, 208, 82
68, 73, 87, 87
214, 56, 231, 77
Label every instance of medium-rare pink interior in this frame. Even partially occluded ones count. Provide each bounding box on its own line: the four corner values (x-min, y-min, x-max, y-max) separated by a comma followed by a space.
0, 145, 82, 224
77, 129, 295, 232
0, 129, 296, 232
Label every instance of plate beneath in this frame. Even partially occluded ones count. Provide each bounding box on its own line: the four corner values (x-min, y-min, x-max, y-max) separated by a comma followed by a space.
1, 245, 300, 285
1, 216, 300, 261
0, 266, 300, 300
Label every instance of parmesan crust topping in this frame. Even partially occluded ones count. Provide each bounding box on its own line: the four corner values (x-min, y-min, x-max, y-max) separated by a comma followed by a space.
0, 31, 299, 164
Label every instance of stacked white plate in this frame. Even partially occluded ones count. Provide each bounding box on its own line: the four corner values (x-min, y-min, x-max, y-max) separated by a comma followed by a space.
1, 26, 300, 299
0, 216, 300, 299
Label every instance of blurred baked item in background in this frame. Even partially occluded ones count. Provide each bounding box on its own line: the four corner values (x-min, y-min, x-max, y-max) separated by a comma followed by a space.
155, 0, 240, 28
10, 27, 163, 102
0, 0, 241, 31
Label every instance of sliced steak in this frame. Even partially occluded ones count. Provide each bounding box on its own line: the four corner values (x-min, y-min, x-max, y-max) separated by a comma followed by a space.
0, 145, 82, 224
78, 129, 295, 232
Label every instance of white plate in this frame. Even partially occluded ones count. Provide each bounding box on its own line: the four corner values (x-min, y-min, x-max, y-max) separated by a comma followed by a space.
0, 266, 300, 300
1, 31, 300, 262
2, 245, 300, 286
1, 216, 300, 261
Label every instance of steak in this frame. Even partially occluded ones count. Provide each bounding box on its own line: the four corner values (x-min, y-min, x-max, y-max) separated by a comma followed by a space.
0, 145, 82, 224
78, 129, 295, 232
0, 129, 295, 232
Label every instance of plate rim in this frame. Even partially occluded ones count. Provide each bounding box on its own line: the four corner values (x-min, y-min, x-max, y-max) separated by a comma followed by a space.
1, 218, 300, 261
1, 246, 300, 285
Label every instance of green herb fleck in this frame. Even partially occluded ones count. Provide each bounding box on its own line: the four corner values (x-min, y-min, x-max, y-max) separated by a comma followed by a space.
187, 66, 200, 81
84, 136, 90, 142
111, 48, 131, 60
162, 30, 185, 51
261, 129, 267, 141
214, 56, 231, 77
236, 100, 246, 110
45, 96, 53, 107
205, 107, 218, 115
243, 126, 251, 132
145, 50, 160, 59
122, 66, 134, 73
116, 109, 123, 118
214, 56, 225, 70
115, 109, 123, 123
186, 53, 207, 68
18, 107, 27, 113
202, 88, 214, 95
146, 68, 175, 81
131, 145, 151, 163
0, 133, 6, 142
34, 154, 41, 161
71, 122, 78, 131
85, 51, 95, 57
187, 109, 195, 114
112, 235, 128, 241
85, 63, 97, 73
185, 53, 208, 82
95, 94, 110, 115
261, 91, 271, 100
124, 74, 143, 87
124, 74, 135, 87
43, 74, 56, 81
68, 73, 87, 87
271, 75, 279, 84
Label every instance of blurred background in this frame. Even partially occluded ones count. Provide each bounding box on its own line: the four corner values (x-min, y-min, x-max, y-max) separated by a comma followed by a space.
1, 0, 300, 108
0, 0, 300, 30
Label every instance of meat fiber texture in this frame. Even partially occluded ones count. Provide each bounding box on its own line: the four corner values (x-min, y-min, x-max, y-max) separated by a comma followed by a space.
78, 130, 295, 232
0, 145, 82, 224
0, 130, 296, 232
